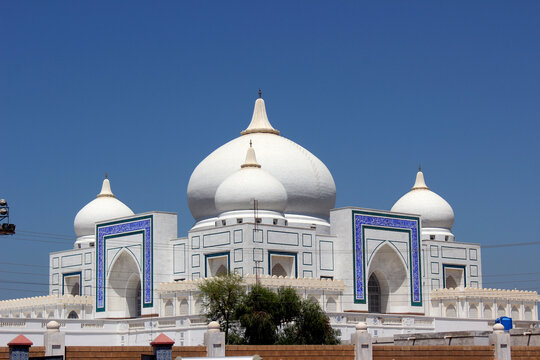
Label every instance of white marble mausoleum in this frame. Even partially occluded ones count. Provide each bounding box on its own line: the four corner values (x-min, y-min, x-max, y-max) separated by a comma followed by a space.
0, 95, 538, 346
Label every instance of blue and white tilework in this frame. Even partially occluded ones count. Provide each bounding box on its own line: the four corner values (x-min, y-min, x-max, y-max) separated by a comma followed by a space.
96, 216, 153, 311
353, 212, 422, 306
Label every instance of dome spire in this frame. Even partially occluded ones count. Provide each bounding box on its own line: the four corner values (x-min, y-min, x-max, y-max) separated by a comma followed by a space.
412, 168, 429, 190
241, 91, 280, 136
241, 141, 261, 168
97, 177, 115, 198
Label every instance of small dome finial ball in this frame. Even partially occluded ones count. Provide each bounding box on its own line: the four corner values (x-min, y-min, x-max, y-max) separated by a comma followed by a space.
208, 321, 220, 333
356, 322, 368, 332
47, 320, 60, 332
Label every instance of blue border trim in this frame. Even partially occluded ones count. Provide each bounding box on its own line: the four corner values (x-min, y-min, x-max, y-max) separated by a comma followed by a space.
268, 251, 298, 277
319, 240, 334, 271
442, 264, 467, 288
96, 215, 153, 312
62, 271, 82, 295
353, 210, 422, 306
205, 252, 230, 277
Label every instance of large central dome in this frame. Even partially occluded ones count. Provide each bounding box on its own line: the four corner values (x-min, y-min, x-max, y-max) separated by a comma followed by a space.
187, 96, 336, 228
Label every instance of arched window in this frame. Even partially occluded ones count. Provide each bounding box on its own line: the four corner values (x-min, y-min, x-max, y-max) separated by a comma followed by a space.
179, 299, 189, 315
164, 300, 173, 317
483, 305, 492, 319
308, 296, 318, 304
194, 298, 202, 314
497, 305, 506, 317
469, 304, 478, 318
36, 312, 43, 318
67, 311, 78, 319
271, 263, 287, 277
446, 304, 457, 318
71, 282, 80, 296
368, 274, 381, 313
445, 276, 457, 289
48, 311, 55, 319
524, 307, 532, 321
326, 297, 337, 312
216, 265, 228, 277
511, 306, 520, 320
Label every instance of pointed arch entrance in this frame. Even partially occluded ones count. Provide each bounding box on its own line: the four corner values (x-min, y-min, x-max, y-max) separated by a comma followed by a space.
108, 251, 141, 318
367, 243, 408, 314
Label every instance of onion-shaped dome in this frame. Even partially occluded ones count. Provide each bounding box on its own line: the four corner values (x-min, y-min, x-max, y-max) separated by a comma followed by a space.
215, 142, 288, 214
391, 168, 455, 230
74, 177, 134, 246
187, 94, 336, 228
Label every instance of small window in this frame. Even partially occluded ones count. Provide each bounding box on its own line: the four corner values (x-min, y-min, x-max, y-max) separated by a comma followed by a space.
90, 242, 95, 247
179, 299, 189, 315
164, 300, 173, 317
215, 221, 219, 226
446, 304, 457, 318
445, 236, 449, 241
221, 220, 226, 226
174, 278, 185, 282
284, 220, 288, 226
237, 218, 243, 224
320, 276, 334, 280
67, 311, 79, 319
77, 244, 81, 249
273, 219, 278, 225
255, 218, 262, 224
430, 235, 435, 240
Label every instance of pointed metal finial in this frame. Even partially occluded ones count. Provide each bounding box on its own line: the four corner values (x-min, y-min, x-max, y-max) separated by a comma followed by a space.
105, 172, 108, 179
419, 164, 421, 172
258, 89, 262, 98
249, 140, 252, 147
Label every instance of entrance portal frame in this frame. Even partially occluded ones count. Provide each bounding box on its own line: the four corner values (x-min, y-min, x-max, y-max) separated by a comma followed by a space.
352, 210, 422, 307
96, 215, 153, 312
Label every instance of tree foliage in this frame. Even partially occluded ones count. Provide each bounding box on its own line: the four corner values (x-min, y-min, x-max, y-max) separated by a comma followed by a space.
198, 274, 340, 345
277, 298, 340, 345
198, 272, 243, 344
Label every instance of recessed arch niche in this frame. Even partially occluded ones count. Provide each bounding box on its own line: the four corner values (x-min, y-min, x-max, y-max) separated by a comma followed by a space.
107, 250, 142, 318
366, 243, 408, 314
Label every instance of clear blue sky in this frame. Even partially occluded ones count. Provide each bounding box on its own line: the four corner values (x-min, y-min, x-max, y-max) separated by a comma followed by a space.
0, 1, 539, 300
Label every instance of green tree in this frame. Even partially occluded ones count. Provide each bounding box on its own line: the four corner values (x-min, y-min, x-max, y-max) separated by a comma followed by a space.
236, 285, 280, 344
198, 273, 244, 344
200, 277, 340, 346
277, 298, 341, 345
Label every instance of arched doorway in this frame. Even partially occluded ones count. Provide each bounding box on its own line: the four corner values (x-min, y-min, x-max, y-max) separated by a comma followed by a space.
368, 274, 381, 313
366, 244, 408, 314
108, 251, 142, 318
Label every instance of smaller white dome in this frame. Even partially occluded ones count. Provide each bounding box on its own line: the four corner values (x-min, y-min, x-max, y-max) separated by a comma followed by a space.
215, 143, 288, 214
391, 169, 455, 230
74, 177, 134, 245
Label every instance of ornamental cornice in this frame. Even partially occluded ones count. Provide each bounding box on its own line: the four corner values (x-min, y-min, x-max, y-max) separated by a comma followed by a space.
156, 275, 346, 294
0, 295, 92, 311
430, 287, 540, 302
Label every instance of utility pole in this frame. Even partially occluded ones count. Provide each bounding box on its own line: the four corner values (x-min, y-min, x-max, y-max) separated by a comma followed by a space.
255, 261, 260, 285
253, 199, 258, 231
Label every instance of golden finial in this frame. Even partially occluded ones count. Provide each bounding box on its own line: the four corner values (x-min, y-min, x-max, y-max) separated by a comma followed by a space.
105, 172, 108, 179
258, 89, 262, 98
419, 164, 422, 172
249, 140, 252, 147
